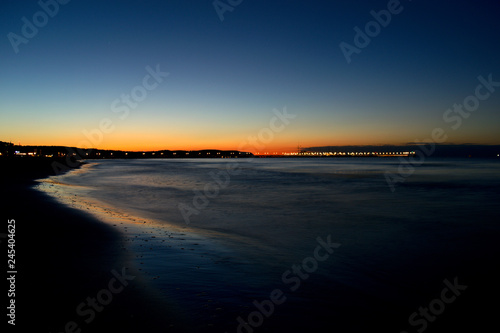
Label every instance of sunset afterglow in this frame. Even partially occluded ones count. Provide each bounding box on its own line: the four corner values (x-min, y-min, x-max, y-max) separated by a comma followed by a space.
1, 1, 499, 152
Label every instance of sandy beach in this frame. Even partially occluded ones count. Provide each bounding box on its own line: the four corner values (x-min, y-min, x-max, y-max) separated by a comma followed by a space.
3, 0, 500, 331
2, 157, 499, 333
1, 158, 187, 332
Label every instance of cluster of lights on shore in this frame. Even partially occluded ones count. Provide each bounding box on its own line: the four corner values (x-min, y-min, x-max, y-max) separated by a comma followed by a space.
256, 151, 416, 157
5, 150, 500, 158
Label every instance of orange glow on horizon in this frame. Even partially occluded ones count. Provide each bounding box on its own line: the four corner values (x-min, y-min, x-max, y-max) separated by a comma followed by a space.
12, 130, 500, 155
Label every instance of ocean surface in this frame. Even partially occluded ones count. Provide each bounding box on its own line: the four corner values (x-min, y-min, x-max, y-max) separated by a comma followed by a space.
36, 157, 500, 332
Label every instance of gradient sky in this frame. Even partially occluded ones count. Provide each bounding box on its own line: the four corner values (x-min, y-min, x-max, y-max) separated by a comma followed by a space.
1, 0, 499, 153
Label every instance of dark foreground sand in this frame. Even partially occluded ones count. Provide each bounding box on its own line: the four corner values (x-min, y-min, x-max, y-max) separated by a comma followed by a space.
2, 158, 499, 333
1, 158, 186, 332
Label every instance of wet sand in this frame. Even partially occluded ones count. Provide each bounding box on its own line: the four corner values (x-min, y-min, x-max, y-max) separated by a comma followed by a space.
2, 158, 499, 332
1, 158, 186, 332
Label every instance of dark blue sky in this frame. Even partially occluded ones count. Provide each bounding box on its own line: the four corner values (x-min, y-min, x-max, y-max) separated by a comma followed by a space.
1, 0, 499, 151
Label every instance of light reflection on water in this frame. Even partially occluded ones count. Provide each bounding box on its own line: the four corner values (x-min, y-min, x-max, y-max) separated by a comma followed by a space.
35, 157, 500, 332
36, 158, 500, 258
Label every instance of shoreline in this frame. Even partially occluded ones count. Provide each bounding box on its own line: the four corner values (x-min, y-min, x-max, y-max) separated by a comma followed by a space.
33, 161, 263, 332
2, 157, 499, 332
1, 158, 187, 332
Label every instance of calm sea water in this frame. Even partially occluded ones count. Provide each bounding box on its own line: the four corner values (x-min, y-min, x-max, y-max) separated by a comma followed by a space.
37, 158, 500, 332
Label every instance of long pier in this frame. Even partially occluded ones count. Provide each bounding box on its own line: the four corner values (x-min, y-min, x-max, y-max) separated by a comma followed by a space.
256, 151, 416, 157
